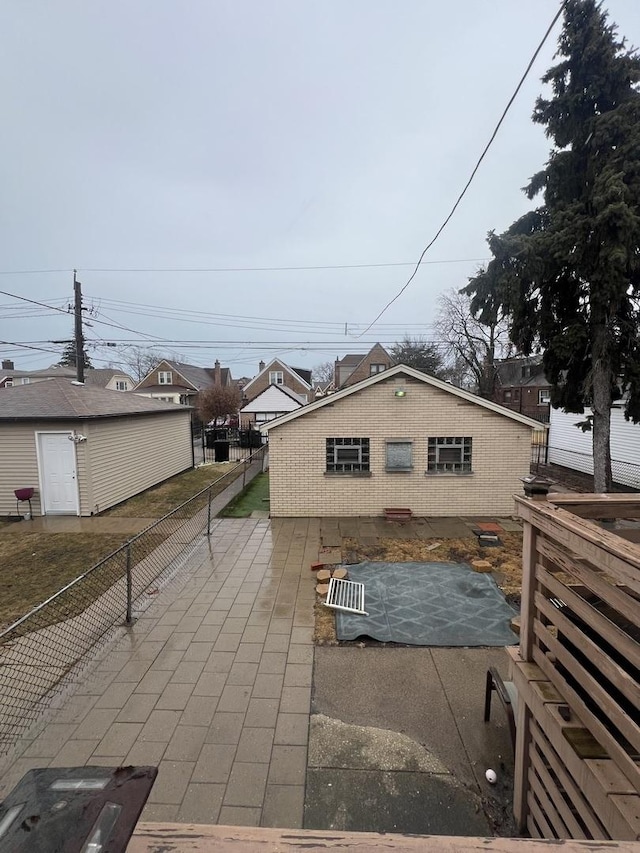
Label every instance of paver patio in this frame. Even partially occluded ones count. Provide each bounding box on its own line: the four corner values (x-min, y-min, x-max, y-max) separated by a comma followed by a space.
0, 517, 320, 829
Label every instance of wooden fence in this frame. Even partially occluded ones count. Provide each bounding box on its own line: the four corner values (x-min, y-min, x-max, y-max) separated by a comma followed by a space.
512, 493, 640, 841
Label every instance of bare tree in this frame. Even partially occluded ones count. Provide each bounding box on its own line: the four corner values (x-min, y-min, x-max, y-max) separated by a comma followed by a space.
434, 289, 512, 398
389, 335, 446, 377
197, 385, 242, 427
118, 346, 175, 382
312, 360, 334, 384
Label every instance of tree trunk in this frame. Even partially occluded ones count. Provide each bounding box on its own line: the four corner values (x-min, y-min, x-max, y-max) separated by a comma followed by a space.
591, 329, 613, 493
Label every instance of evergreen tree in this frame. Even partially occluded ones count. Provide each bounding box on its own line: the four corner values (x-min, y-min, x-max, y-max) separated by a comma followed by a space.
465, 0, 640, 491
58, 338, 93, 370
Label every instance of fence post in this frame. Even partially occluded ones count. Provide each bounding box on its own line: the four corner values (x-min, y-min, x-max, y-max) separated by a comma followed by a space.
243, 455, 248, 488
125, 543, 133, 626
207, 485, 212, 536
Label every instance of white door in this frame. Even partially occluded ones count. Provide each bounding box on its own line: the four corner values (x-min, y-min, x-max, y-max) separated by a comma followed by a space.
37, 433, 79, 515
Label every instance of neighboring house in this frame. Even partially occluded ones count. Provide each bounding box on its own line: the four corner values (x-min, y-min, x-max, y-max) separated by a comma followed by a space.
240, 384, 304, 429
313, 380, 336, 397
262, 364, 541, 517
548, 404, 640, 489
0, 362, 135, 391
133, 359, 232, 406
0, 379, 192, 517
334, 343, 394, 389
0, 361, 76, 388
84, 368, 135, 392
494, 356, 552, 422
242, 359, 312, 405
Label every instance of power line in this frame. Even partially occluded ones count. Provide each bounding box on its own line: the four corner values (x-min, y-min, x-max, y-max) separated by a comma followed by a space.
358, 0, 568, 338
0, 339, 62, 355
0, 257, 489, 276
0, 288, 166, 341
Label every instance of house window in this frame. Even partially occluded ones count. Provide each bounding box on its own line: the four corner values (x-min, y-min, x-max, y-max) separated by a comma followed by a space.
157, 396, 172, 402
539, 389, 551, 405
504, 390, 512, 402
158, 371, 172, 385
521, 365, 532, 378
5, 378, 13, 386
21, 377, 30, 385
370, 363, 386, 375
269, 371, 284, 385
427, 437, 472, 474
115, 380, 128, 391
386, 440, 413, 471
326, 438, 370, 473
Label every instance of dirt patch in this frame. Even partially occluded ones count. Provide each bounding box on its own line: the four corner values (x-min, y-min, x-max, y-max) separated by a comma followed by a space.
343, 533, 524, 597
314, 596, 338, 646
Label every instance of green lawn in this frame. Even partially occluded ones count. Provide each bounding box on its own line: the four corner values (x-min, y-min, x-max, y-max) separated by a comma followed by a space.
104, 463, 243, 517
219, 474, 270, 517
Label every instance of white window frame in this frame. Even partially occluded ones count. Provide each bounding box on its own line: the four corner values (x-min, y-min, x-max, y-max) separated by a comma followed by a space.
269, 370, 284, 385
385, 439, 413, 471
115, 380, 128, 391
5, 378, 13, 387
158, 371, 172, 385
21, 377, 30, 385
370, 363, 386, 375
538, 389, 551, 404
427, 436, 473, 474
326, 437, 370, 473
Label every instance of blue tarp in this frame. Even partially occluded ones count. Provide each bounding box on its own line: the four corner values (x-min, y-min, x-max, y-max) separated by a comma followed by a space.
335, 562, 518, 647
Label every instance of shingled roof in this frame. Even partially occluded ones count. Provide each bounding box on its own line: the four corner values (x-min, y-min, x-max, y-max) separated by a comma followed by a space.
84, 368, 135, 387
0, 379, 191, 421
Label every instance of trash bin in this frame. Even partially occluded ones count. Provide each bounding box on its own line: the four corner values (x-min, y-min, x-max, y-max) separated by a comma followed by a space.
214, 440, 230, 462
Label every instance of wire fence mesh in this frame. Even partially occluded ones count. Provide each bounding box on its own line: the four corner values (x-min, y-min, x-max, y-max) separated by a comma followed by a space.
0, 447, 265, 755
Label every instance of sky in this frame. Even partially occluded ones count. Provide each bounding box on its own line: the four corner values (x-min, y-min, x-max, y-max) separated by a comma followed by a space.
1, 0, 639, 381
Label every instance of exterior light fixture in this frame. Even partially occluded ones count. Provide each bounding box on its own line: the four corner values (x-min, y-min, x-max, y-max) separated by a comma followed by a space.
394, 387, 407, 398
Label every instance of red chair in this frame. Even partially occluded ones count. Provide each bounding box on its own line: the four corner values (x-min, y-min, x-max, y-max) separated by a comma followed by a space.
14, 487, 34, 519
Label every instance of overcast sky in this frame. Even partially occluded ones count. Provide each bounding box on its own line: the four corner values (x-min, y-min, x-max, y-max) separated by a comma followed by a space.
1, 0, 638, 380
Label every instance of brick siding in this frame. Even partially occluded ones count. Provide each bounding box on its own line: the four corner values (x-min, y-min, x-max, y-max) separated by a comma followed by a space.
268, 375, 532, 517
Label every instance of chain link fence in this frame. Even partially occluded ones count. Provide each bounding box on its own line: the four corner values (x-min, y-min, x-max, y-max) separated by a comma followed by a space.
545, 444, 640, 491
0, 447, 265, 755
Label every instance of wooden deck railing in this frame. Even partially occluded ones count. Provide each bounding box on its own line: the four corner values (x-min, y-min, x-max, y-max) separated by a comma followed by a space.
512, 493, 640, 841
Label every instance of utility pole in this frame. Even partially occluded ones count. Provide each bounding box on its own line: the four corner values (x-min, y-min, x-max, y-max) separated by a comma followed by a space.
73, 270, 85, 383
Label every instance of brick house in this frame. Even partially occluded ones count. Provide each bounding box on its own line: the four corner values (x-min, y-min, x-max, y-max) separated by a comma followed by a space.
133, 359, 233, 406
241, 359, 312, 405
334, 343, 393, 389
494, 356, 552, 423
262, 364, 541, 517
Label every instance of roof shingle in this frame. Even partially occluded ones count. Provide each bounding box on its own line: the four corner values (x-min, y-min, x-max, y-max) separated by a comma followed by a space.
0, 379, 191, 420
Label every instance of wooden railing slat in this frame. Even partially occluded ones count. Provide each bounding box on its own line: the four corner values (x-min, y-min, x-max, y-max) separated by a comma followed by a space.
533, 571, 640, 706
531, 640, 640, 793
537, 536, 640, 635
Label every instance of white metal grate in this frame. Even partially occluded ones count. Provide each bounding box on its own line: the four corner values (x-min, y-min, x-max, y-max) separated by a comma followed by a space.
324, 577, 368, 615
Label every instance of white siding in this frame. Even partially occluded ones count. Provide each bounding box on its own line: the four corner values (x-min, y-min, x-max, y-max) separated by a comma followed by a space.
85, 412, 192, 513
548, 406, 640, 488
0, 421, 88, 516
241, 385, 303, 414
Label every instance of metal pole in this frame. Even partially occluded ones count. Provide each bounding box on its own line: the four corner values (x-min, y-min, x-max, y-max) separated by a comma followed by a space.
207, 486, 212, 536
125, 543, 133, 625
243, 455, 248, 487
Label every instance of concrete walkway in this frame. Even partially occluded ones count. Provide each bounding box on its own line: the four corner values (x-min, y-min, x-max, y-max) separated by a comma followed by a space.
0, 517, 320, 829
